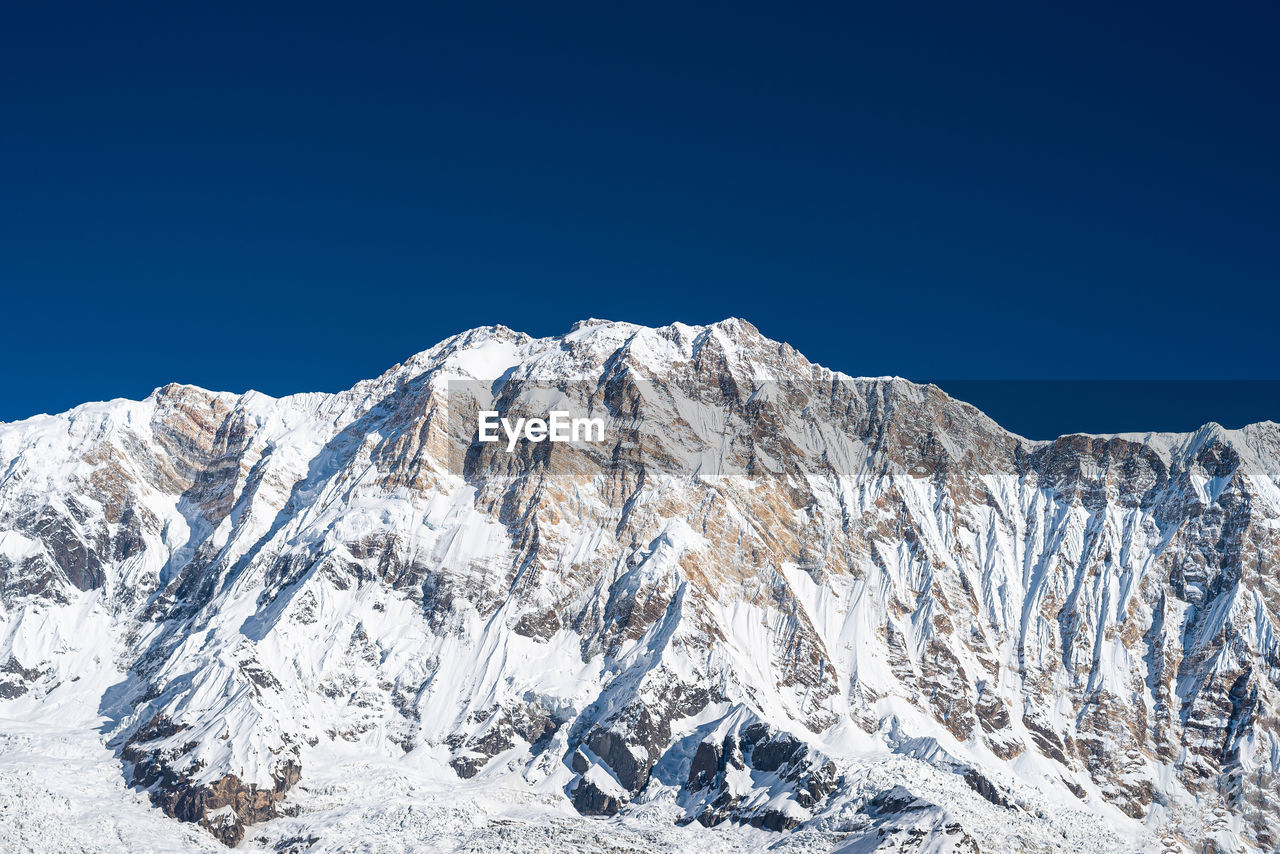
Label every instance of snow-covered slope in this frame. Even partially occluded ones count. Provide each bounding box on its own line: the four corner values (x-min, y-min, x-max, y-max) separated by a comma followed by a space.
1, 319, 1277, 853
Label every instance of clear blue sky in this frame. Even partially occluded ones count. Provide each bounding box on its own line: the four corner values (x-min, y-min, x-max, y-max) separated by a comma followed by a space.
2, 2, 1277, 436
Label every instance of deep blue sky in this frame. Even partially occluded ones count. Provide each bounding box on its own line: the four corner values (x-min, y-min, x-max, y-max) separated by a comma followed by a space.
2, 2, 1277, 437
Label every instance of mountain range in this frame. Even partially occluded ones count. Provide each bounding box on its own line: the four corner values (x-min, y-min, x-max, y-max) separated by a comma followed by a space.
1, 319, 1276, 853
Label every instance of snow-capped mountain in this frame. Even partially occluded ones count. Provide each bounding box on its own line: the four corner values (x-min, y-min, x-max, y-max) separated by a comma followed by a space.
1, 319, 1276, 853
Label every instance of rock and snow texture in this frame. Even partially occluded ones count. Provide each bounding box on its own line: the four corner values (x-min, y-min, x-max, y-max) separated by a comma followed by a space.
0, 318, 1277, 853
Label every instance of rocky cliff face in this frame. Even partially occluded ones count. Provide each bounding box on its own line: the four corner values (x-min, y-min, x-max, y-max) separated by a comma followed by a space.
1, 319, 1276, 852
